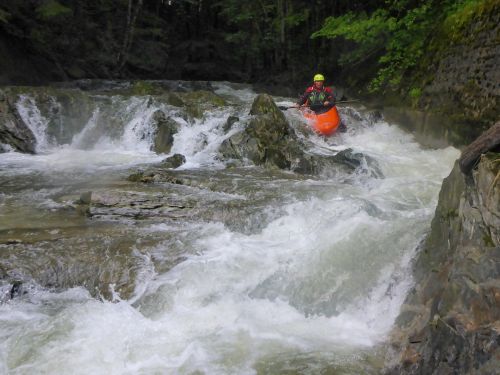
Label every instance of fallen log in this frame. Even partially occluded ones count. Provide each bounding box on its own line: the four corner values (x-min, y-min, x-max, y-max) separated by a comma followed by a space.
459, 121, 500, 174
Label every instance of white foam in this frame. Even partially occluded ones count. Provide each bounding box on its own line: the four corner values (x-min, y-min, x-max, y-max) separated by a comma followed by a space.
15, 95, 52, 152
0, 85, 461, 373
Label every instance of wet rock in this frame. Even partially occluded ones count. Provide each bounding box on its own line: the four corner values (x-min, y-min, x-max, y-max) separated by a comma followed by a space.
220, 94, 384, 177
219, 94, 295, 169
330, 148, 384, 178
75, 191, 92, 216
164, 92, 184, 107
128, 170, 185, 185
130, 80, 164, 96
223, 115, 239, 132
178, 90, 226, 119
78, 191, 92, 205
152, 110, 180, 154
90, 190, 193, 220
0, 89, 36, 153
388, 148, 500, 374
367, 110, 383, 124
161, 153, 186, 169
9, 280, 23, 299
180, 90, 226, 107
2, 86, 96, 146
128, 171, 155, 183
473, 153, 500, 246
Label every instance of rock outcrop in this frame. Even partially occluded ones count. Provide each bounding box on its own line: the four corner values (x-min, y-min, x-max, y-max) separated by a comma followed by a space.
0, 89, 36, 153
388, 123, 500, 374
152, 110, 180, 154
219, 94, 382, 176
219, 94, 295, 169
419, 8, 499, 129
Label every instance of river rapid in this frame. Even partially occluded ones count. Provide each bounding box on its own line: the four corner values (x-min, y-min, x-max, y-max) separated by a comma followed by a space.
0, 82, 459, 374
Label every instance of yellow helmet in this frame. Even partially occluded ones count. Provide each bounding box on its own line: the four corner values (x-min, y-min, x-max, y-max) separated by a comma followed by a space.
313, 73, 325, 82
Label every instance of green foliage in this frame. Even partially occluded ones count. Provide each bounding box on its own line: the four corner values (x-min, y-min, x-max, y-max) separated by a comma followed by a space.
312, 10, 391, 44
313, 3, 435, 92
370, 4, 433, 91
409, 87, 422, 107
312, 0, 498, 93
36, 0, 72, 20
409, 87, 422, 99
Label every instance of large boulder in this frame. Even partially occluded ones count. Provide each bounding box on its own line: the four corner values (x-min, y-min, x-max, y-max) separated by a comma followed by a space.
152, 110, 180, 154
219, 94, 297, 169
219, 94, 383, 177
161, 153, 186, 169
388, 150, 500, 374
0, 89, 36, 153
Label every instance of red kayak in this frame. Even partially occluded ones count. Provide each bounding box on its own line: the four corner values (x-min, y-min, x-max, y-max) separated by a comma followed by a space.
302, 106, 341, 136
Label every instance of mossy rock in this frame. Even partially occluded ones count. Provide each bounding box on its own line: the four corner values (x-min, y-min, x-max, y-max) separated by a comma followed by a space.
130, 81, 164, 96
161, 153, 186, 169
163, 92, 185, 107
176, 90, 227, 119
179, 90, 226, 107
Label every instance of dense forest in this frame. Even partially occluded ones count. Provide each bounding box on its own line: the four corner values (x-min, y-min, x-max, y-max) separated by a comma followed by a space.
0, 0, 498, 95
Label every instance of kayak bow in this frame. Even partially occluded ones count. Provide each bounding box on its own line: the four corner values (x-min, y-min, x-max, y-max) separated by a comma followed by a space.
302, 106, 340, 136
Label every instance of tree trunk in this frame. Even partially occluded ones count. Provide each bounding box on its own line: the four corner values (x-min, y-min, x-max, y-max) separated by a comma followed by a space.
116, 0, 143, 75
459, 122, 500, 174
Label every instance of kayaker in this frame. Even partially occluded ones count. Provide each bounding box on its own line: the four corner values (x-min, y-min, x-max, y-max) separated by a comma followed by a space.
296, 74, 335, 114
295, 73, 347, 132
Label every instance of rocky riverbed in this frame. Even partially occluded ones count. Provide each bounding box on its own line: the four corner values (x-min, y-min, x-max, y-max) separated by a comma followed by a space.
1, 80, 489, 374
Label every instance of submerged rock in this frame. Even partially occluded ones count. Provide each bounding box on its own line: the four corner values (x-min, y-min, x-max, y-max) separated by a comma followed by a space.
330, 148, 383, 178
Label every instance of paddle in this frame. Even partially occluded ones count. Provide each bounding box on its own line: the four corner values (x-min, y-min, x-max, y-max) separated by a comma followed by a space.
278, 100, 359, 111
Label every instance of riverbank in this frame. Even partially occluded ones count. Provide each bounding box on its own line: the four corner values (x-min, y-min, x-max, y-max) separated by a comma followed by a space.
386, 123, 500, 374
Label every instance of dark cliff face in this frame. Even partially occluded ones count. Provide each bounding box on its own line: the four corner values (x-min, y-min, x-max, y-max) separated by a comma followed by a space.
417, 8, 500, 134
387, 123, 500, 374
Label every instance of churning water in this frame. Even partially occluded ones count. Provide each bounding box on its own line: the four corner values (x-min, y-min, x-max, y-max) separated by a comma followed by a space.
0, 82, 459, 374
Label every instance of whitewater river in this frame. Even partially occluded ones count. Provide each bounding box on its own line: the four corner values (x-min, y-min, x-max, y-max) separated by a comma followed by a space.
0, 82, 459, 374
